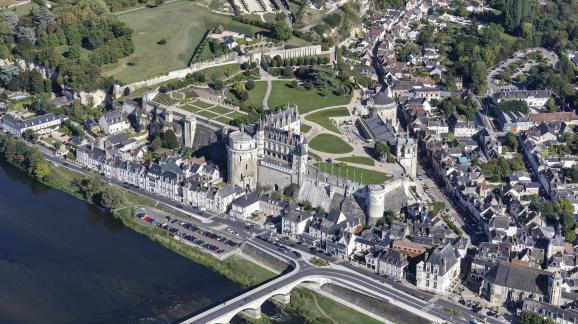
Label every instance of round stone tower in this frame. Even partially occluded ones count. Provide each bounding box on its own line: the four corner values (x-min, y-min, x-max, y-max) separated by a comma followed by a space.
367, 184, 387, 225
227, 128, 258, 190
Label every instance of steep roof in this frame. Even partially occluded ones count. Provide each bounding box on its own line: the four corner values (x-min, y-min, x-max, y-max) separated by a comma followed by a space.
486, 261, 551, 296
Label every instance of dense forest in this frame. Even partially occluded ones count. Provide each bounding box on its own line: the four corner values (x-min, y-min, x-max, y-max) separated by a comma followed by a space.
0, 0, 134, 93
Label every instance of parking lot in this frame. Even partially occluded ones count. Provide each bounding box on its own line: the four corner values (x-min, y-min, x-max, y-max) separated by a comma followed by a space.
135, 207, 242, 258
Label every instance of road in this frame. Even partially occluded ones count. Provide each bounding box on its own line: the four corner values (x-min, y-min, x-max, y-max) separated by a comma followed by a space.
182, 237, 496, 324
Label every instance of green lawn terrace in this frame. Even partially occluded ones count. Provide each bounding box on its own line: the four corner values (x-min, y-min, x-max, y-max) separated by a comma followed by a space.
268, 81, 352, 114
227, 80, 352, 114
102, 0, 264, 83
313, 162, 391, 185
304, 107, 350, 133
309, 133, 353, 154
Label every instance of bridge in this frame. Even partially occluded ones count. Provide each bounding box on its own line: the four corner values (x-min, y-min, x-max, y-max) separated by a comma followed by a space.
180, 239, 472, 324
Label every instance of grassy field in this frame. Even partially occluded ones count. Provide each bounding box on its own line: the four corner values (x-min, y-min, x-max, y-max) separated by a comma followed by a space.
201, 63, 242, 82
304, 107, 349, 133
268, 81, 351, 114
103, 0, 264, 83
314, 162, 391, 185
300, 124, 312, 133
336, 156, 375, 166
309, 134, 353, 154
287, 288, 381, 324
6, 1, 38, 16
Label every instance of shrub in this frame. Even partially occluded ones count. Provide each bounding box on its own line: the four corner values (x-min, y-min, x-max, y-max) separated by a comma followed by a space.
157, 39, 167, 45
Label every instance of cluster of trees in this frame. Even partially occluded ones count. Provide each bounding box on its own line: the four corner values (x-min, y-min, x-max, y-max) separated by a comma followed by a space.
519, 311, 554, 324
26, 94, 102, 124
396, 41, 421, 62
267, 55, 329, 68
76, 172, 125, 211
563, 165, 578, 183
504, 132, 518, 152
293, 66, 351, 96
526, 57, 578, 109
0, 67, 52, 94
530, 197, 576, 242
373, 141, 395, 162
103, 0, 165, 12
372, 0, 404, 10
150, 129, 179, 151
230, 79, 255, 102
376, 210, 398, 226
438, 0, 578, 95
158, 71, 208, 93
0, 0, 134, 92
0, 133, 52, 182
433, 96, 477, 121
474, 155, 525, 182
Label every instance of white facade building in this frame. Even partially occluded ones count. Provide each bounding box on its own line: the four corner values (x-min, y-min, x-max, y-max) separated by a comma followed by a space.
416, 243, 461, 295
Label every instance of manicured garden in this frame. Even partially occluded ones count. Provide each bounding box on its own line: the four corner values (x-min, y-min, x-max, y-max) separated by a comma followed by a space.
300, 124, 312, 133
304, 107, 349, 133
103, 0, 264, 83
268, 81, 351, 114
314, 162, 391, 185
309, 134, 353, 154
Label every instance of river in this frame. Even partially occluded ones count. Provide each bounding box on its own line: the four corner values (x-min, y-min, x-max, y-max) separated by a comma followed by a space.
0, 162, 300, 324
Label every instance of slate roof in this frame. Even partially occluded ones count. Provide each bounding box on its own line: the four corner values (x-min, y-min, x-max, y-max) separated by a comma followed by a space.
424, 242, 459, 276
486, 261, 551, 296
232, 191, 260, 208
379, 249, 408, 267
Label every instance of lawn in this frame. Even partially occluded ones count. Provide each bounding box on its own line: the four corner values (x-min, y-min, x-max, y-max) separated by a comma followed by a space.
200, 63, 241, 81
314, 162, 391, 185
304, 107, 349, 133
226, 111, 248, 118
215, 116, 232, 124
181, 104, 203, 113
300, 123, 312, 133
198, 110, 220, 119
194, 100, 215, 109
10, 2, 39, 16
288, 288, 381, 324
226, 80, 267, 108
336, 156, 375, 166
209, 106, 233, 114
309, 134, 353, 154
268, 81, 351, 114
102, 0, 264, 83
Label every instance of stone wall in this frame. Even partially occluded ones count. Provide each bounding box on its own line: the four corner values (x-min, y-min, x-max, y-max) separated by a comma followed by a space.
241, 243, 290, 273
258, 164, 293, 191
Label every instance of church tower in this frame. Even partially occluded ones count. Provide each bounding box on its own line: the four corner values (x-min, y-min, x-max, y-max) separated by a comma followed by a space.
396, 133, 417, 179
